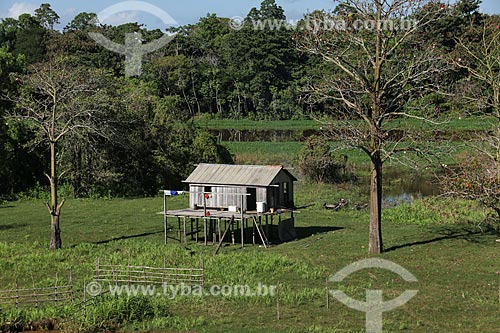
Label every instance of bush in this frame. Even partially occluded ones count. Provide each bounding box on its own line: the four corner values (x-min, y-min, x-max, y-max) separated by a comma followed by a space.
298, 135, 353, 183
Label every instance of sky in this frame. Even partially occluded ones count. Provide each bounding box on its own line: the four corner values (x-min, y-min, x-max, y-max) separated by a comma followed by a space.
0, 0, 499, 30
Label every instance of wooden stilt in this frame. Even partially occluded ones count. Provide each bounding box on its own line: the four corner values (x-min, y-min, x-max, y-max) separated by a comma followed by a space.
214, 216, 235, 255
190, 218, 194, 240
252, 218, 256, 245
270, 215, 273, 239
196, 219, 199, 243
265, 215, 269, 239
240, 215, 244, 248
163, 194, 167, 244
183, 217, 187, 247
217, 218, 222, 243
212, 219, 216, 245
177, 217, 181, 243
204, 217, 207, 246
231, 220, 235, 245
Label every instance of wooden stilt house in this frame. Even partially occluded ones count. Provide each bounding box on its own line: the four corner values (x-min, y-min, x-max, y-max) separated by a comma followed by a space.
184, 164, 297, 213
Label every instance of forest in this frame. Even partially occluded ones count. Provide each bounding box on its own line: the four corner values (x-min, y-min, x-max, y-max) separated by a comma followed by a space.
0, 0, 497, 199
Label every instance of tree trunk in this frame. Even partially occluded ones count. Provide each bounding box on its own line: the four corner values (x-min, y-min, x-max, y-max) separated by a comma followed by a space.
50, 214, 61, 249
49, 141, 62, 250
368, 156, 383, 254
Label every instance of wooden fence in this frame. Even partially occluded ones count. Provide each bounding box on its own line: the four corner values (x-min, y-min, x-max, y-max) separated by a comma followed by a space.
94, 258, 204, 287
0, 273, 74, 308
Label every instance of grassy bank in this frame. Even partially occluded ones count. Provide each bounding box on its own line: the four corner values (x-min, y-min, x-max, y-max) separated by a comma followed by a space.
196, 116, 496, 131
0, 183, 498, 332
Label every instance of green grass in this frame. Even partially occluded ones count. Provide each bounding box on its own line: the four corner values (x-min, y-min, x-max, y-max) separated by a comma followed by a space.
196, 116, 497, 132
0, 183, 499, 332
196, 118, 323, 131
222, 141, 467, 171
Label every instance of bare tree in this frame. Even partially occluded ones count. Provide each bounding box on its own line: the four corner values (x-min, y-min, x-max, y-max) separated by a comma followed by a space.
442, 18, 500, 227
7, 59, 112, 249
296, 1, 448, 253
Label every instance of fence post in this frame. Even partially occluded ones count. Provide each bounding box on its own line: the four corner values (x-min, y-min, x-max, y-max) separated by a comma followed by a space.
54, 273, 59, 304
95, 257, 99, 281
276, 282, 280, 320
326, 278, 329, 310
32, 276, 38, 308
69, 270, 75, 302
201, 259, 205, 288
83, 278, 87, 322
15, 281, 19, 308
128, 258, 131, 286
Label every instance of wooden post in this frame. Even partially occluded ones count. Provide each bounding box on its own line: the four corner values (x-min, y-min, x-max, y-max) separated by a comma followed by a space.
201, 259, 205, 288
270, 215, 273, 239
83, 279, 87, 321
241, 194, 244, 248
277, 283, 280, 320
265, 215, 269, 239
203, 218, 207, 245
183, 216, 187, 247
95, 257, 99, 281
15, 281, 19, 308
212, 219, 216, 245
191, 218, 194, 240
326, 278, 330, 309
32, 276, 38, 308
214, 216, 235, 255
69, 270, 74, 302
217, 218, 222, 243
196, 219, 200, 244
177, 217, 181, 242
54, 272, 58, 304
203, 195, 208, 246
231, 219, 235, 245
163, 192, 167, 244
252, 218, 256, 245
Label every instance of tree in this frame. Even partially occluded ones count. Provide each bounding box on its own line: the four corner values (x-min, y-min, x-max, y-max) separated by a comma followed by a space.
7, 59, 113, 249
64, 12, 97, 32
34, 3, 60, 30
14, 14, 46, 63
297, 0, 448, 253
442, 16, 500, 223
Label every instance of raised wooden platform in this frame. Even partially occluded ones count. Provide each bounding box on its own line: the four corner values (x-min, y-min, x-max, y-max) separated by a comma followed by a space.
161, 208, 291, 219
158, 207, 294, 249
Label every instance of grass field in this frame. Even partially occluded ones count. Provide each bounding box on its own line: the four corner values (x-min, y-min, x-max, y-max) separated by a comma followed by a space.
0, 183, 499, 332
196, 116, 497, 131
222, 141, 468, 169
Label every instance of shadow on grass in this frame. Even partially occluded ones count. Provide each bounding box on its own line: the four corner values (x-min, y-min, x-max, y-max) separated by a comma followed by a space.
385, 225, 498, 252
0, 205, 14, 209
295, 203, 316, 210
91, 231, 164, 245
0, 223, 28, 230
295, 226, 344, 239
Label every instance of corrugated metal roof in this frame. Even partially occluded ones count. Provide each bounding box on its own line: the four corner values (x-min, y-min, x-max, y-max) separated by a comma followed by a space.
184, 164, 296, 186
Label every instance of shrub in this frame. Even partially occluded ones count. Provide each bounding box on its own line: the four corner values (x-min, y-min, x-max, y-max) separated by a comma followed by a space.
298, 135, 352, 183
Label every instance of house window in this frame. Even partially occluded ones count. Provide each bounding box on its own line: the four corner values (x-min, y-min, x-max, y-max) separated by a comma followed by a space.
204, 186, 212, 194
283, 182, 288, 201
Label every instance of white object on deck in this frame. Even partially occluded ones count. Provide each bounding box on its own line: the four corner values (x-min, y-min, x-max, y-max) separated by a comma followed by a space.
257, 202, 266, 213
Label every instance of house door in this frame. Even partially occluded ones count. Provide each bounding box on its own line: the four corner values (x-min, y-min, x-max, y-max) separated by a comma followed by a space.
246, 188, 257, 212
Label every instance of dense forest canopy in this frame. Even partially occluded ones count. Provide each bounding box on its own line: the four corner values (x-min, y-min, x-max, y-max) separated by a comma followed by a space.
0, 0, 497, 198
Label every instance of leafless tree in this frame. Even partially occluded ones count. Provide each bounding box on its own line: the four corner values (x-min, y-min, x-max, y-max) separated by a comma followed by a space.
296, 0, 449, 253
7, 59, 113, 249
441, 18, 500, 228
